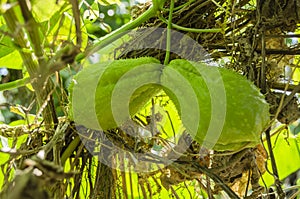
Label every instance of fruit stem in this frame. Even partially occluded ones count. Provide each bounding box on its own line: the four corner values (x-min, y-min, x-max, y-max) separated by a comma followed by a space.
164, 0, 175, 65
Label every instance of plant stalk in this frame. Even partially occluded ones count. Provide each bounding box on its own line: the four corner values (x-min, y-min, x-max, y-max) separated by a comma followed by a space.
3, 2, 57, 127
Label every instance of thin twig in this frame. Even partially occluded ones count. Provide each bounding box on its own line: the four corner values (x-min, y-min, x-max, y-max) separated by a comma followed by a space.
244, 169, 251, 197
206, 175, 213, 199
282, 84, 300, 109
260, 27, 266, 92
258, 14, 285, 198
191, 162, 240, 199
265, 128, 285, 198
270, 82, 300, 92
43, 121, 69, 155
170, 186, 180, 199
145, 152, 240, 198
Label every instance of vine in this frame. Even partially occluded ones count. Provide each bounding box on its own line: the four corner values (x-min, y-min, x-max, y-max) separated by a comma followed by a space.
163, 0, 174, 65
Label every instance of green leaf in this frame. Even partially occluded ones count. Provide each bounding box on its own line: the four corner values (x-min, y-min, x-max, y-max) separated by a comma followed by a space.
0, 26, 22, 69
0, 27, 14, 58
45, 11, 88, 48
68, 62, 107, 130
31, 0, 65, 22
0, 50, 22, 69
137, 93, 184, 141
261, 133, 300, 187
94, 58, 162, 130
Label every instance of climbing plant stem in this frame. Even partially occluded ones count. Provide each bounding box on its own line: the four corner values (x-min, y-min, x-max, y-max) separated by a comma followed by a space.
164, 0, 175, 65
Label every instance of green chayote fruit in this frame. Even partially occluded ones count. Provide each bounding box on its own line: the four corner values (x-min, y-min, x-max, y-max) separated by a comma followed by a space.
69, 57, 162, 130
70, 57, 270, 151
164, 59, 270, 151
68, 62, 107, 130
94, 58, 162, 130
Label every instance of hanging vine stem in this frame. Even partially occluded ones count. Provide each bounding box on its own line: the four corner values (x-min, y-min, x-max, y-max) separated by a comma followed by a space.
164, 0, 175, 65
260, 26, 286, 198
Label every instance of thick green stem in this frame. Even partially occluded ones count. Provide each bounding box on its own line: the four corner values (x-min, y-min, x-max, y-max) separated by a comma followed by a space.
3, 3, 56, 127
0, 77, 30, 91
18, 1, 45, 62
164, 0, 175, 65
86, 8, 155, 55
3, 8, 38, 76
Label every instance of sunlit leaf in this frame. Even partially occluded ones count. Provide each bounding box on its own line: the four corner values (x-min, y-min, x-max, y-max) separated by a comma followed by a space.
8, 119, 26, 126
22, 72, 34, 91
138, 93, 184, 142
292, 66, 300, 83
31, 0, 65, 22
261, 133, 300, 186
0, 50, 22, 69
46, 11, 88, 49
0, 26, 14, 58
